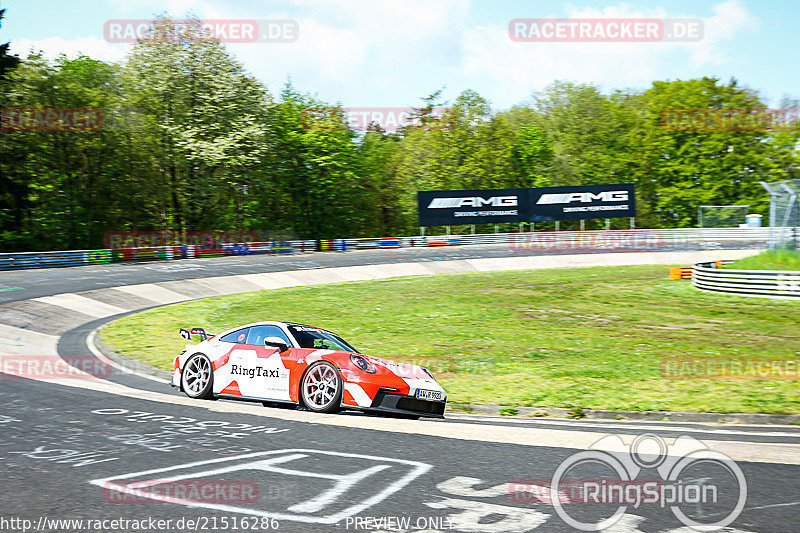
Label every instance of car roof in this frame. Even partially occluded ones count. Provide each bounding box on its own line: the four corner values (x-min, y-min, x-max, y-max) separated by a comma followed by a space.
218, 321, 324, 334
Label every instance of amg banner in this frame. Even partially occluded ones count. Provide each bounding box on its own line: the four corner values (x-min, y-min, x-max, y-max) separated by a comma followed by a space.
417, 184, 636, 226
417, 188, 531, 226
529, 183, 636, 221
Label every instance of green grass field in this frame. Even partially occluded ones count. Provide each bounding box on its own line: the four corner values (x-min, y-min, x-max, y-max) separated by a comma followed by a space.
727, 250, 800, 270
102, 265, 800, 414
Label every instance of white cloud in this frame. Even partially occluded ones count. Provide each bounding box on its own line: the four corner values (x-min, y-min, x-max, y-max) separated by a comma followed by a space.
9, 36, 129, 63
688, 0, 758, 68
229, 0, 470, 104
228, 18, 366, 91
457, 1, 759, 107
3, 0, 762, 110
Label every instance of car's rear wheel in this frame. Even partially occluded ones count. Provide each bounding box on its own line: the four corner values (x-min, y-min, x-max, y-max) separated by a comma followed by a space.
300, 361, 342, 414
182, 353, 214, 400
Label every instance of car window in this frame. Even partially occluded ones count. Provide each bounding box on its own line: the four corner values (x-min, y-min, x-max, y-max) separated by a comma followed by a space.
219, 327, 250, 344
246, 325, 291, 346
287, 325, 358, 353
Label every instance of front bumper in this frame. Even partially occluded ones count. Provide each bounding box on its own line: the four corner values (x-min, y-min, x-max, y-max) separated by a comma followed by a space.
364, 388, 446, 418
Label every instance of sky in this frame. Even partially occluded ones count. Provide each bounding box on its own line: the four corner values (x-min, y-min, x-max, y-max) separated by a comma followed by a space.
1, 0, 797, 110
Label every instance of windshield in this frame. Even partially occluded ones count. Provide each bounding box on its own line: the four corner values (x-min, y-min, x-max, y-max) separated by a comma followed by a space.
288, 325, 359, 353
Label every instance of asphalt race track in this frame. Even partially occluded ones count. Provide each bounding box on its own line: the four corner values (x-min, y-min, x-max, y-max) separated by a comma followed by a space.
2, 245, 799, 532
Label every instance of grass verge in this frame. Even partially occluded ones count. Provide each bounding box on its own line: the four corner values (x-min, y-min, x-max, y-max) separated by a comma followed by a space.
727, 249, 800, 270
102, 265, 800, 414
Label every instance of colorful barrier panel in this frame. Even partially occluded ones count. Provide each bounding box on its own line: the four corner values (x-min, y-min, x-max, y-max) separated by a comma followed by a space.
379, 237, 400, 249
291, 240, 317, 253
0, 228, 776, 271
333, 239, 358, 252
85, 249, 111, 264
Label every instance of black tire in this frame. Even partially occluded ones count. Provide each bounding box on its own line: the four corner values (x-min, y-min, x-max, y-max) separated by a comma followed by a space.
181, 353, 215, 400
300, 361, 342, 414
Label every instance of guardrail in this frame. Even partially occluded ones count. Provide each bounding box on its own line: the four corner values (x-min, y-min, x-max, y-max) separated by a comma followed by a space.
692, 262, 800, 300
0, 227, 777, 271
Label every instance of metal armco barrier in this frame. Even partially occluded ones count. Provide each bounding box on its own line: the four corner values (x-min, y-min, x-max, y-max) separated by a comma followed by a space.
356, 238, 379, 249
379, 237, 400, 249
693, 262, 800, 300
333, 239, 358, 252
0, 227, 778, 271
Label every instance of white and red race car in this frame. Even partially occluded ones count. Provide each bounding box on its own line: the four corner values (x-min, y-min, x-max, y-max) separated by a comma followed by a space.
171, 322, 447, 418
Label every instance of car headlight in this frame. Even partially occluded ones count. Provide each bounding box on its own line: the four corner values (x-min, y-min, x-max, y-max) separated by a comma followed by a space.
422, 367, 435, 379
350, 354, 376, 374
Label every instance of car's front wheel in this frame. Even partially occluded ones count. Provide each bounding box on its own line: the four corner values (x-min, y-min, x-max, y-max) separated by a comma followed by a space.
300, 361, 342, 414
181, 353, 214, 400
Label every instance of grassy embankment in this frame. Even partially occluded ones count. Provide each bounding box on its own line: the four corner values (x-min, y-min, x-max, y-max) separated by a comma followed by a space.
726, 249, 800, 271
102, 265, 800, 414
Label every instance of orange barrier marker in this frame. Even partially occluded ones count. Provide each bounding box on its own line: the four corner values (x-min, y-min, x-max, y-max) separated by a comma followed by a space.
669, 267, 693, 279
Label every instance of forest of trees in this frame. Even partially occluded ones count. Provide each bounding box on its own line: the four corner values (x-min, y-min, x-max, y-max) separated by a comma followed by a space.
1, 14, 798, 251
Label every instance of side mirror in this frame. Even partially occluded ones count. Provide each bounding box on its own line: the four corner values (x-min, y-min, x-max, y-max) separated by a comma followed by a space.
264, 336, 289, 352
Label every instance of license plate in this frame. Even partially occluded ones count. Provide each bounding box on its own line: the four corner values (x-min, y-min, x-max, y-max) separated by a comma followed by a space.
415, 389, 443, 401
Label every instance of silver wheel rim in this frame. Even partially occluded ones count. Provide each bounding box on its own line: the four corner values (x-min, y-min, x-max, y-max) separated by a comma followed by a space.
184, 356, 211, 395
303, 364, 339, 409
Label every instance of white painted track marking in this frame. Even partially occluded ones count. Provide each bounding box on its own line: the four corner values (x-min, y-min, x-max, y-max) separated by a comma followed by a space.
113, 283, 189, 304
448, 414, 800, 439
91, 449, 431, 524
86, 329, 169, 384
14, 371, 800, 465
0, 323, 59, 355
32, 293, 127, 318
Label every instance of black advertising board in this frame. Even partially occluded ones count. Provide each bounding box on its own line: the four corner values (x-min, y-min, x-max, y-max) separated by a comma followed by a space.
528, 183, 636, 221
417, 188, 531, 226
417, 184, 636, 226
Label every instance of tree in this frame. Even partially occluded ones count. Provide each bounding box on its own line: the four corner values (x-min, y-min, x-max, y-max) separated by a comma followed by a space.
265, 83, 365, 238
643, 77, 773, 226
121, 16, 274, 232
0, 9, 20, 81
511, 124, 553, 188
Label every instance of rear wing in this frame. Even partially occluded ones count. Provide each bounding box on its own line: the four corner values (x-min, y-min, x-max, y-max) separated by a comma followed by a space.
179, 327, 214, 341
